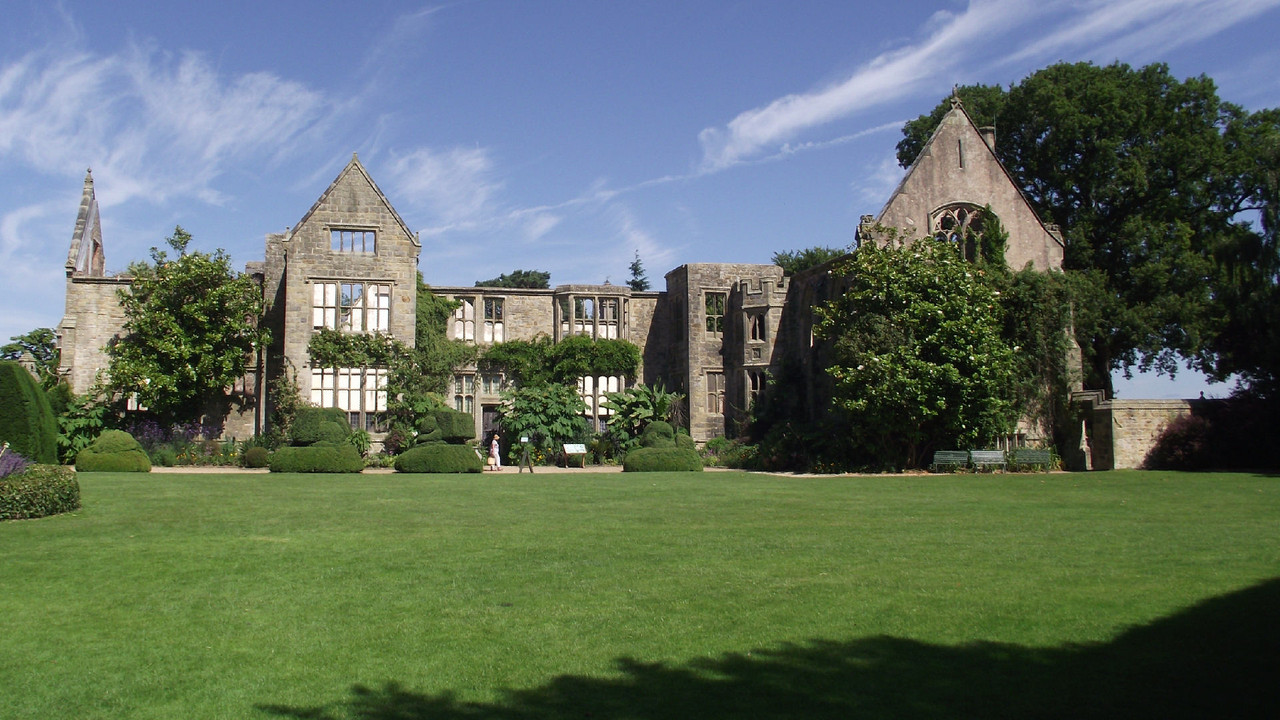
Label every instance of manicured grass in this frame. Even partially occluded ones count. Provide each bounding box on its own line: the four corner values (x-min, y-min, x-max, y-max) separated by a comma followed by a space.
2, 470, 1277, 718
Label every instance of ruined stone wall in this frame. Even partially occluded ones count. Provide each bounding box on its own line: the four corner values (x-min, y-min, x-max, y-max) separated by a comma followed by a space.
58, 276, 131, 394
876, 106, 1064, 272
1091, 399, 1194, 470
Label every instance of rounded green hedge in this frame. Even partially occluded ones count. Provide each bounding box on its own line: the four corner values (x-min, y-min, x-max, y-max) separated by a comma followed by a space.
269, 444, 364, 473
1, 464, 81, 520
395, 444, 483, 473
623, 447, 704, 472
291, 407, 350, 445
0, 360, 58, 464
76, 430, 151, 473
640, 421, 676, 448
243, 446, 270, 468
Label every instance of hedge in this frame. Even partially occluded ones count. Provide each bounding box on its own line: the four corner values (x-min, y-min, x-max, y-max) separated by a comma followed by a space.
640, 421, 676, 448
291, 407, 350, 445
76, 430, 151, 473
243, 446, 270, 468
0, 360, 58, 464
623, 447, 705, 472
1, 464, 81, 520
395, 444, 483, 473
269, 444, 364, 473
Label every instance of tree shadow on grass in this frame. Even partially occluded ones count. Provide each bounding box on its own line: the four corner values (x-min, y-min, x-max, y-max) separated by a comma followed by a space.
258, 578, 1280, 719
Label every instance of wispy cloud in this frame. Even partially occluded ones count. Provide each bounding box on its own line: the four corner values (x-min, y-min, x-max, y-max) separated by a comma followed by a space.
696, 0, 1033, 171
0, 42, 329, 207
696, 0, 1280, 173
384, 145, 503, 228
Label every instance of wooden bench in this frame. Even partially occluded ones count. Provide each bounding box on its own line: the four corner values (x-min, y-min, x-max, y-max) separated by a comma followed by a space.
562, 443, 588, 468
969, 450, 1007, 471
1010, 448, 1052, 472
931, 450, 970, 472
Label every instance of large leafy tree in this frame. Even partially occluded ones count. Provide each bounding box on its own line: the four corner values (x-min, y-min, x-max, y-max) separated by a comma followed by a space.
107, 227, 265, 423
815, 239, 1019, 469
771, 246, 849, 276
900, 63, 1266, 394
475, 269, 551, 288
1, 328, 59, 389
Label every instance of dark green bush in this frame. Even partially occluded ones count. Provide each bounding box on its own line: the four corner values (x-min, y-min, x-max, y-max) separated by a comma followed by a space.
76, 430, 151, 472
151, 446, 178, 467
243, 446, 270, 468
269, 444, 364, 473
395, 444, 483, 473
623, 447, 704, 472
640, 421, 676, 448
0, 360, 58, 464
315, 421, 350, 445
675, 432, 696, 451
433, 409, 476, 443
291, 407, 350, 445
1, 464, 81, 520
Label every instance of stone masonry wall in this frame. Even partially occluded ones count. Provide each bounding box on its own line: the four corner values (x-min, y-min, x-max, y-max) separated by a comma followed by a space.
59, 276, 131, 393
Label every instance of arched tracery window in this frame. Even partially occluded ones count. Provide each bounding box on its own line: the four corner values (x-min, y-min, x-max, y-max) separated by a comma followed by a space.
931, 203, 985, 260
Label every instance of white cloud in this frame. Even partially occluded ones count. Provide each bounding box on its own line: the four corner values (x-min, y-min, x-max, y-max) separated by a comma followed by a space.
0, 43, 328, 207
385, 145, 503, 229
697, 0, 1033, 171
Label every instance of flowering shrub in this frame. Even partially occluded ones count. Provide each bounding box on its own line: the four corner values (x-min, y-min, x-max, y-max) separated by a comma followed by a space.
0, 444, 30, 478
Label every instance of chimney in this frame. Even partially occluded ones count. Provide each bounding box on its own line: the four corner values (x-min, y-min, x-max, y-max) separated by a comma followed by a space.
979, 126, 996, 151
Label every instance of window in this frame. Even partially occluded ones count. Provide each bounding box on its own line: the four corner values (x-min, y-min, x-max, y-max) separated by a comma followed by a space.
483, 298, 505, 343
454, 374, 475, 413
452, 297, 476, 342
598, 298, 619, 339
705, 292, 726, 336
573, 297, 594, 336
706, 371, 725, 414
331, 228, 376, 253
313, 282, 390, 333
579, 375, 623, 427
747, 370, 766, 407
748, 312, 765, 342
481, 373, 503, 395
311, 366, 387, 431
931, 204, 984, 260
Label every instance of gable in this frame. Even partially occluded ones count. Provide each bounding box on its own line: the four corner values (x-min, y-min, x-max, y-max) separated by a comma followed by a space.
875, 102, 1063, 271
288, 154, 420, 256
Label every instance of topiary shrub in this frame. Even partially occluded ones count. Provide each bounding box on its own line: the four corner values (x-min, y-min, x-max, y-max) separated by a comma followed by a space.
433, 409, 476, 444
315, 421, 350, 445
395, 444, 483, 473
414, 414, 441, 444
269, 444, 364, 473
243, 446, 270, 468
290, 407, 350, 446
640, 421, 676, 448
623, 447, 705, 472
1, 464, 81, 520
675, 432, 696, 451
0, 361, 59, 464
76, 430, 151, 473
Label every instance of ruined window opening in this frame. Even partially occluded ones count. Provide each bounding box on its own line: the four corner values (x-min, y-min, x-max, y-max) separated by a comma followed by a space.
481, 373, 504, 395
747, 369, 766, 407
452, 297, 476, 342
580, 374, 623, 428
313, 282, 390, 333
483, 298, 505, 343
331, 228, 376, 253
705, 292, 726, 336
748, 312, 765, 342
572, 297, 594, 336
599, 298, 619, 339
706, 371, 725, 414
311, 366, 387, 431
931, 204, 983, 261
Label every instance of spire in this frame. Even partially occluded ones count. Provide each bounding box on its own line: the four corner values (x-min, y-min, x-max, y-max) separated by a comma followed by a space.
66, 168, 105, 277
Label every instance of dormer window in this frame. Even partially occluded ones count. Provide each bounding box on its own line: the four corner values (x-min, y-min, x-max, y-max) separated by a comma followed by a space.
331, 228, 376, 253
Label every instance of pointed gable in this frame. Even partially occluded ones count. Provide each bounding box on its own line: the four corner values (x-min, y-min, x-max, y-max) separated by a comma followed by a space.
288, 153, 419, 250
873, 99, 1064, 271
66, 169, 105, 277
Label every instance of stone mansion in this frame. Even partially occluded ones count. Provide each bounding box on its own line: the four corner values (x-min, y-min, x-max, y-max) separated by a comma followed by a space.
63, 100, 1122, 461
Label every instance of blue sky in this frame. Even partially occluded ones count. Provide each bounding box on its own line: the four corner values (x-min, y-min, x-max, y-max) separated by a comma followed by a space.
3, 0, 1278, 398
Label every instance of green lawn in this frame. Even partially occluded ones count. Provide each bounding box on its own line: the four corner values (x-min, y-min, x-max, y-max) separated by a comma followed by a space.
2, 470, 1277, 719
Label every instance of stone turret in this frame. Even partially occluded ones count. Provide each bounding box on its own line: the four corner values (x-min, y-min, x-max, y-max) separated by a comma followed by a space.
65, 169, 105, 277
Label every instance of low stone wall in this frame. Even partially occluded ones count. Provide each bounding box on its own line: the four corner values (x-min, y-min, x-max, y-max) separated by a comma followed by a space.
1086, 397, 1195, 470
